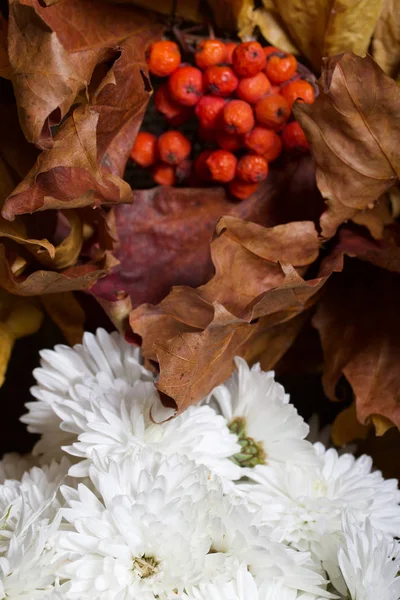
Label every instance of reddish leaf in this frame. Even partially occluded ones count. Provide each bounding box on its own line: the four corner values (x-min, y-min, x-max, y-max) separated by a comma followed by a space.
130, 218, 344, 412
295, 53, 400, 239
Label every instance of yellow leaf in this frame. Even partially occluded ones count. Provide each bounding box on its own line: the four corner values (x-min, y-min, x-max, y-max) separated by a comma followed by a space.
40, 292, 85, 346
251, 6, 299, 54
0, 290, 43, 386
207, 0, 254, 34
372, 0, 400, 78
272, 0, 383, 71
371, 414, 394, 436
332, 402, 371, 446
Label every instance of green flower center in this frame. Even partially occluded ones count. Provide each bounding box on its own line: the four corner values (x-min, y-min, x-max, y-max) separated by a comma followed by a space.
228, 417, 266, 468
132, 555, 159, 579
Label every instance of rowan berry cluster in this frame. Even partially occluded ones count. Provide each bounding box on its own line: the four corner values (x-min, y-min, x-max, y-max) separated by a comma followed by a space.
130, 39, 315, 200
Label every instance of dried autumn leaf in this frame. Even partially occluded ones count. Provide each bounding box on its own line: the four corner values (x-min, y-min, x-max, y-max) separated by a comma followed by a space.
130, 218, 344, 411
108, 0, 202, 22
40, 291, 85, 345
7, 0, 160, 148
91, 172, 286, 313
295, 53, 400, 239
207, 0, 253, 35
250, 5, 298, 54
3, 20, 162, 220
331, 402, 370, 447
372, 0, 400, 79
272, 0, 382, 71
313, 258, 400, 433
0, 14, 11, 79
0, 290, 43, 386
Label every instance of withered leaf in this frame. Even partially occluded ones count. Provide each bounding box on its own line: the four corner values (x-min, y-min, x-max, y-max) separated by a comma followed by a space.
41, 291, 85, 345
372, 0, 400, 79
0, 14, 11, 79
0, 243, 114, 295
130, 219, 343, 411
331, 402, 370, 447
207, 0, 254, 34
249, 4, 298, 54
7, 0, 160, 148
295, 53, 400, 239
0, 290, 43, 386
3, 21, 162, 220
91, 172, 284, 313
107, 0, 202, 23
272, 0, 382, 71
313, 259, 400, 432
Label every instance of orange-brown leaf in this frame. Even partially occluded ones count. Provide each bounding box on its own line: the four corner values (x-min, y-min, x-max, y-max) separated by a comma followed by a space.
294, 53, 400, 239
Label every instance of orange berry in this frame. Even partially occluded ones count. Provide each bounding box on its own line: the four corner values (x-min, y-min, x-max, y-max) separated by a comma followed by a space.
255, 94, 290, 129
195, 95, 226, 129
265, 54, 297, 84
203, 65, 239, 97
236, 154, 268, 182
176, 159, 192, 183
194, 150, 213, 181
152, 163, 176, 185
146, 41, 181, 77
229, 179, 258, 200
130, 132, 158, 167
195, 39, 227, 70
236, 72, 271, 104
206, 149, 237, 183
282, 121, 309, 151
225, 42, 237, 64
222, 100, 254, 134
168, 65, 203, 106
215, 130, 242, 151
243, 126, 282, 161
154, 84, 192, 125
158, 130, 191, 165
232, 41, 266, 77
281, 80, 315, 110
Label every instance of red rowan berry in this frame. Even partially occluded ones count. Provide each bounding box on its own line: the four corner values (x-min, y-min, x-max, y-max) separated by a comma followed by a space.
236, 154, 269, 182
158, 131, 191, 165
265, 54, 297, 83
168, 66, 203, 106
152, 163, 176, 185
195, 39, 227, 69
281, 80, 315, 110
282, 121, 309, 151
229, 179, 258, 200
243, 127, 282, 161
206, 149, 237, 183
255, 94, 290, 128
146, 41, 181, 77
195, 95, 226, 129
236, 72, 271, 104
215, 130, 242, 151
203, 65, 239, 97
130, 132, 158, 167
232, 42, 266, 77
222, 100, 254, 134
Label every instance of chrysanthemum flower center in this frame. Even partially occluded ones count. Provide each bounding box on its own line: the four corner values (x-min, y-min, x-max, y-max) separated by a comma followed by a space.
132, 554, 160, 579
228, 417, 266, 468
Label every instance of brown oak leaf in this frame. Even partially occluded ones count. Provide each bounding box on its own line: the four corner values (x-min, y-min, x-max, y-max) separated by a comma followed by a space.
313, 258, 400, 432
294, 53, 400, 239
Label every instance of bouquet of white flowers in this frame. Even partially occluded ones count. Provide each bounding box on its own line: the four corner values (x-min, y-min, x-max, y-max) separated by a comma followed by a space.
0, 329, 399, 599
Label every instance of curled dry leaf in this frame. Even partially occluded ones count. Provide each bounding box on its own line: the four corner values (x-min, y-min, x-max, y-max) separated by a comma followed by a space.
107, 0, 202, 22
0, 290, 43, 386
372, 0, 400, 79
295, 53, 400, 240
272, 0, 382, 71
3, 19, 162, 220
91, 172, 284, 317
40, 291, 85, 345
249, 4, 298, 54
7, 0, 161, 148
0, 15, 11, 80
130, 218, 344, 412
313, 258, 400, 433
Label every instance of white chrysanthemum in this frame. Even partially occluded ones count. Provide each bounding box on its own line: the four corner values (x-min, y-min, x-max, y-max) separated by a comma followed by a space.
57, 450, 218, 599
51, 372, 240, 481
0, 458, 70, 553
0, 519, 61, 599
0, 453, 37, 484
21, 329, 154, 462
209, 357, 317, 470
336, 513, 400, 600
240, 442, 400, 553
